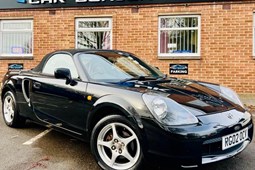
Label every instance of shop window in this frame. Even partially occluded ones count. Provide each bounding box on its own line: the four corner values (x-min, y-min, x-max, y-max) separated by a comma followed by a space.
75, 18, 112, 49
158, 15, 200, 58
0, 20, 33, 57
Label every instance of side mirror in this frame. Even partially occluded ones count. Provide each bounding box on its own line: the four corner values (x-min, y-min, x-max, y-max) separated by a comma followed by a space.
54, 68, 76, 86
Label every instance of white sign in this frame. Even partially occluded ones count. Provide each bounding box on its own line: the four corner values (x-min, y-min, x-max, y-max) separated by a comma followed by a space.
167, 43, 177, 48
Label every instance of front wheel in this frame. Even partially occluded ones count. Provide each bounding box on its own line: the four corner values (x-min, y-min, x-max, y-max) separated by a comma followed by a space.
91, 115, 143, 170
2, 91, 26, 127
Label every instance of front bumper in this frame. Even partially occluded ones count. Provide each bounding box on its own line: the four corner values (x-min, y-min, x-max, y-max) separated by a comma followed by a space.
141, 111, 253, 167
202, 139, 250, 164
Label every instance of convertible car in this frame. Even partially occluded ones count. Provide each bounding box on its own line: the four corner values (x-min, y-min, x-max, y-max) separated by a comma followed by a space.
1, 49, 253, 169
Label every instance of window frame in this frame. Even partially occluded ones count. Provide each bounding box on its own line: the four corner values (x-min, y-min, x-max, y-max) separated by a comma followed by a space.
158, 15, 201, 58
75, 17, 113, 49
0, 19, 33, 57
253, 13, 255, 57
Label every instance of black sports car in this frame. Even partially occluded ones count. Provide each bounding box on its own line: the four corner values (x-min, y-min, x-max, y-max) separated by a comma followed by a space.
1, 50, 253, 169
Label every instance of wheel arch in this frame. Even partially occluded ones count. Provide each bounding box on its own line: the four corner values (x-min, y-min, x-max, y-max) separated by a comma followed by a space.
1, 83, 16, 101
1, 83, 26, 128
86, 95, 144, 137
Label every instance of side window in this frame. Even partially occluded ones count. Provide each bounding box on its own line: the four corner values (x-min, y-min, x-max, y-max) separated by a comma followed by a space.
42, 53, 79, 79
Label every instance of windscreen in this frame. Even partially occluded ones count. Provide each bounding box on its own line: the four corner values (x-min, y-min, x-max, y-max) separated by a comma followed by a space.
78, 51, 163, 82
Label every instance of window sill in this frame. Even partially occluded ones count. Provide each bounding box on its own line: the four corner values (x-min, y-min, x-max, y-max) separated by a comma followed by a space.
158, 56, 201, 60
0, 56, 33, 60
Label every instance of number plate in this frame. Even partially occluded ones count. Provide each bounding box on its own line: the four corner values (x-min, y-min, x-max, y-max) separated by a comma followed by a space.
222, 127, 248, 150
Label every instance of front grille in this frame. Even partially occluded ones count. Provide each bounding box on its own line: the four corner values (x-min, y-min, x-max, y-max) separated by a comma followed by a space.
202, 141, 242, 156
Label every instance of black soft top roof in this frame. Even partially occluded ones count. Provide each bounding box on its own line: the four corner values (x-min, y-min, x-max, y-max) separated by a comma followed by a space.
58, 49, 128, 55
32, 49, 131, 72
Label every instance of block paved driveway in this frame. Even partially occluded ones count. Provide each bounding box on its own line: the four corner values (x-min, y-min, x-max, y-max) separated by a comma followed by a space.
0, 104, 254, 170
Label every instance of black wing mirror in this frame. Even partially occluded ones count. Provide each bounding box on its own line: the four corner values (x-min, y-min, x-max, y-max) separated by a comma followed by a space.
54, 68, 77, 86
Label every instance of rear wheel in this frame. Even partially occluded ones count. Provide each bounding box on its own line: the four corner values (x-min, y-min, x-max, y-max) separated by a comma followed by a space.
2, 91, 26, 127
91, 115, 143, 170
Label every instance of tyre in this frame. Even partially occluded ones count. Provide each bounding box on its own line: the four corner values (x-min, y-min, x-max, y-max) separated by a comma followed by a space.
91, 115, 143, 170
2, 91, 26, 127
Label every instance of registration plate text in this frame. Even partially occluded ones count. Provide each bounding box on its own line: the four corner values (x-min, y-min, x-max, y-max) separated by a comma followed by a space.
222, 127, 248, 150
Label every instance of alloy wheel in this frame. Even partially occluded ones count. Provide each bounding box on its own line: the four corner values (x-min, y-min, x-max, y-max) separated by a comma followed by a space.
97, 122, 141, 170
3, 95, 15, 123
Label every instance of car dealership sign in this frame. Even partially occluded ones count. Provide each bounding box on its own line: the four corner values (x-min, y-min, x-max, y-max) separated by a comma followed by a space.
17, 0, 66, 4
0, 0, 237, 9
17, 0, 133, 4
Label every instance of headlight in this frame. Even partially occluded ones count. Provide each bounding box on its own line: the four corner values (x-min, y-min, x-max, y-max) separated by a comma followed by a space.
220, 86, 244, 107
151, 98, 168, 119
143, 93, 198, 126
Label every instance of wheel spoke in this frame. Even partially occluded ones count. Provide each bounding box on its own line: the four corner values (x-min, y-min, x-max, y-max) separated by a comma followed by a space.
97, 140, 112, 149
10, 109, 14, 117
111, 123, 119, 139
3, 105, 8, 114
4, 109, 9, 116
4, 99, 9, 109
122, 149, 135, 164
4, 100, 10, 114
110, 151, 119, 166
122, 135, 136, 146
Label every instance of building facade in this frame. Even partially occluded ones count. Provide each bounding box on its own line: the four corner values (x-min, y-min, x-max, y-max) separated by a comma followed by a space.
0, 0, 255, 93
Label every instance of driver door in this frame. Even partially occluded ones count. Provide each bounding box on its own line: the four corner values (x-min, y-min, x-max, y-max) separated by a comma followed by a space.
30, 53, 90, 134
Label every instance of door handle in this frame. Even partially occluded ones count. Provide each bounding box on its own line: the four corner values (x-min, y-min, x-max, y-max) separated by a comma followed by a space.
33, 82, 41, 89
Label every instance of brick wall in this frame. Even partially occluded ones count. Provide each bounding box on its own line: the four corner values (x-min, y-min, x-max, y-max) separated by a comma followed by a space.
0, 2, 255, 93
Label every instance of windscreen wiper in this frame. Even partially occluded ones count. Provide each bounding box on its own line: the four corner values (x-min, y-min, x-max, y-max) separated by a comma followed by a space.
143, 75, 178, 86
156, 74, 168, 80
119, 76, 157, 83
